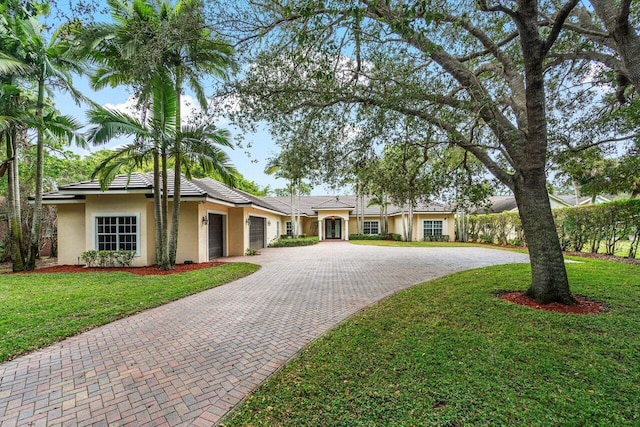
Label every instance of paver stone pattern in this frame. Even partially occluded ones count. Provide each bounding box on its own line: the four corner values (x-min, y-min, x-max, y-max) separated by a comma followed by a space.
0, 243, 529, 426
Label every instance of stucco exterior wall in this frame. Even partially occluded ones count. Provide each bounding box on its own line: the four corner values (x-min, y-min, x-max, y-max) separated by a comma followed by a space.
197, 202, 231, 262
174, 202, 199, 264
244, 207, 282, 248
317, 209, 351, 240
84, 194, 149, 267
227, 207, 245, 256
388, 213, 456, 241
57, 203, 86, 265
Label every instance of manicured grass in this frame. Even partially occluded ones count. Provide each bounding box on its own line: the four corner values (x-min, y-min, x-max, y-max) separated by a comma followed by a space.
349, 240, 484, 248
0, 262, 259, 362
223, 259, 640, 426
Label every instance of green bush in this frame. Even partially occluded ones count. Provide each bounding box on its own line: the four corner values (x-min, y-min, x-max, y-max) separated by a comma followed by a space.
388, 233, 402, 241
349, 234, 386, 240
268, 236, 319, 247
80, 250, 137, 267
423, 234, 450, 242
469, 199, 640, 258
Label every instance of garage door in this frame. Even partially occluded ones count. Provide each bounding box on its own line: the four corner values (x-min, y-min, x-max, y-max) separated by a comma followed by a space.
249, 216, 265, 250
208, 213, 223, 259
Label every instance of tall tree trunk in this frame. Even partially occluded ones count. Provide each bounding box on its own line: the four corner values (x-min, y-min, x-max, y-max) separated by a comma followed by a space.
27, 76, 46, 270
514, 0, 575, 305
160, 149, 169, 267
168, 65, 184, 268
290, 181, 295, 236
515, 171, 575, 304
153, 148, 168, 268
407, 202, 414, 242
6, 128, 25, 271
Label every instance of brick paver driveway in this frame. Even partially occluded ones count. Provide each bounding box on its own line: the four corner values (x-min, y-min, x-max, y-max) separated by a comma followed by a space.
0, 242, 529, 426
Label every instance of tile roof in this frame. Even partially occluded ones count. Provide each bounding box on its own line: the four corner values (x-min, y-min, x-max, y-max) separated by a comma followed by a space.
45, 173, 455, 216
264, 195, 453, 216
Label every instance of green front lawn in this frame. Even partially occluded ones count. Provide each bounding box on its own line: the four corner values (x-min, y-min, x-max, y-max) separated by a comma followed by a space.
223, 259, 640, 426
349, 240, 500, 248
0, 262, 259, 362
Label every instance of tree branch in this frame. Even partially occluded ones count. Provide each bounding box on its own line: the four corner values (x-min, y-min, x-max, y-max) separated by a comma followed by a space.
542, 0, 580, 55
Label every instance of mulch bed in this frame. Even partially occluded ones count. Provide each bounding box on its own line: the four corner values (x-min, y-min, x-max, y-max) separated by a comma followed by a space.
499, 291, 607, 315
10, 262, 226, 276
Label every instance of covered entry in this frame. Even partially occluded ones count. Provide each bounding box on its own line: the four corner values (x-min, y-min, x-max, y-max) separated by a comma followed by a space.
208, 213, 224, 259
249, 216, 265, 250
324, 218, 342, 239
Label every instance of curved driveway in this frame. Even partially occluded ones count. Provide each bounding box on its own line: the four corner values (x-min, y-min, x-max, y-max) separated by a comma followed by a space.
0, 242, 529, 426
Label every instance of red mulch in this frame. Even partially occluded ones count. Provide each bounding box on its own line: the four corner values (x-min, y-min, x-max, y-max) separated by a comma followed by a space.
10, 262, 226, 276
499, 291, 607, 315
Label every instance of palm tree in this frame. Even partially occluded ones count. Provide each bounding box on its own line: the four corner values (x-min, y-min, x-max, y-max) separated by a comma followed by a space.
81, 0, 236, 266
87, 75, 236, 269
367, 193, 389, 236
2, 2, 85, 270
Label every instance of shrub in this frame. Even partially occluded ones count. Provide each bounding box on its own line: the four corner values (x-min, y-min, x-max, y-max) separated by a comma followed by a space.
268, 236, 319, 247
388, 233, 402, 241
469, 199, 640, 258
423, 234, 450, 242
80, 250, 137, 267
349, 234, 385, 240
245, 248, 260, 255
80, 250, 99, 267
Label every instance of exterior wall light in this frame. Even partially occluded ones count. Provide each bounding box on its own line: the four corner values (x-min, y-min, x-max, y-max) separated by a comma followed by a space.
202, 216, 209, 225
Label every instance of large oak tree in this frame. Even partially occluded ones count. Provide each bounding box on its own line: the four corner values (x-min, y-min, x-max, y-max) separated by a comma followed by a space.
215, 0, 626, 304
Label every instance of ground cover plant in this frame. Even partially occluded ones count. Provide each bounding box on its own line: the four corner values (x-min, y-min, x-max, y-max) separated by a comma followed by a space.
223, 259, 640, 426
0, 262, 259, 362
268, 236, 319, 247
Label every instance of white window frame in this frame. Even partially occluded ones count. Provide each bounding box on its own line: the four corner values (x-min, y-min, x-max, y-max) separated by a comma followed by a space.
93, 213, 141, 256
363, 220, 380, 235
285, 220, 293, 236
423, 220, 444, 237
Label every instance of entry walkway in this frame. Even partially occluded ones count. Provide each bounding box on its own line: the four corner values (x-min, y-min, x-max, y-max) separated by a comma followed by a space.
0, 243, 529, 426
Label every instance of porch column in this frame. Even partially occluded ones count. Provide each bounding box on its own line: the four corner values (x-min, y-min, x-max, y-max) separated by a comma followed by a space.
344, 219, 349, 240
318, 219, 323, 241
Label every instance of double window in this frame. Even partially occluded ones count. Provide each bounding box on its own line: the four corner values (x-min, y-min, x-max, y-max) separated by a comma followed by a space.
363, 220, 379, 235
96, 215, 138, 252
423, 220, 444, 237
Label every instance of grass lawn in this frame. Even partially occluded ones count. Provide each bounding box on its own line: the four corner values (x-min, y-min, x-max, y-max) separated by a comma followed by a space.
349, 240, 487, 248
0, 262, 259, 363
223, 258, 640, 426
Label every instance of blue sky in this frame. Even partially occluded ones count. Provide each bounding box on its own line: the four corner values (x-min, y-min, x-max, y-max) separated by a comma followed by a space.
45, 0, 344, 196
54, 77, 311, 193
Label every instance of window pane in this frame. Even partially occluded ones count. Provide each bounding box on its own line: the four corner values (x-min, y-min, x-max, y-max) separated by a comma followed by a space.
96, 215, 138, 253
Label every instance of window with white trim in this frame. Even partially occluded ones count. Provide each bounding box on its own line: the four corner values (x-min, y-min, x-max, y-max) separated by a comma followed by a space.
423, 220, 444, 237
285, 221, 293, 236
363, 220, 379, 235
96, 215, 138, 252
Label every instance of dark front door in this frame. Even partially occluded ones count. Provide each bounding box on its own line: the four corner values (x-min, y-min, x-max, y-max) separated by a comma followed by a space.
325, 219, 342, 239
208, 213, 223, 259
249, 216, 265, 250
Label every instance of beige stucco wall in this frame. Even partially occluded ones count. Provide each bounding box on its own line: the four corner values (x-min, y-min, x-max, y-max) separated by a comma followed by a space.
57, 203, 86, 265
196, 202, 231, 262
84, 194, 149, 267
244, 207, 282, 249
227, 207, 245, 256
317, 209, 351, 240
388, 213, 456, 241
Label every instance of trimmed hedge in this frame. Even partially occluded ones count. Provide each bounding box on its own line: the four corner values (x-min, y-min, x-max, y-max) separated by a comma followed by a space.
349, 234, 386, 240
423, 234, 450, 242
468, 199, 640, 258
80, 250, 136, 267
268, 236, 319, 248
